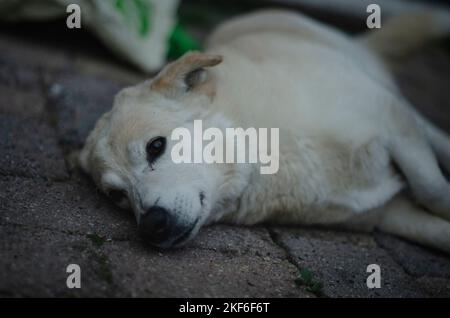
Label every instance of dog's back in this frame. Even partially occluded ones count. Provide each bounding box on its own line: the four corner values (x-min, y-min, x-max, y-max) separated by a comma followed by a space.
204, 9, 450, 253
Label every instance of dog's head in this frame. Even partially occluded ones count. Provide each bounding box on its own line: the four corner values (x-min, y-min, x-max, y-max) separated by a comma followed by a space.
77, 52, 242, 248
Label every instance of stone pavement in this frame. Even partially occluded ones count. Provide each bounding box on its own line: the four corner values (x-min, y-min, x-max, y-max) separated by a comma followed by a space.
1, 22, 450, 298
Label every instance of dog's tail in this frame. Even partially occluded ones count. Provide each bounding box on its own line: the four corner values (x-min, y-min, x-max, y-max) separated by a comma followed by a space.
288, 0, 436, 18
357, 10, 450, 60
290, 0, 450, 59
292, 0, 450, 169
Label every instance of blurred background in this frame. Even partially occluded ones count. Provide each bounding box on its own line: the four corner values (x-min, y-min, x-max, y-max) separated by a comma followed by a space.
1, 0, 449, 150
1, 0, 449, 71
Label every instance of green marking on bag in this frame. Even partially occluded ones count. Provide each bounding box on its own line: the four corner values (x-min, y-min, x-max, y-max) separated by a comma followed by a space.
168, 24, 201, 59
112, 0, 151, 37
133, 0, 150, 37
114, 0, 125, 13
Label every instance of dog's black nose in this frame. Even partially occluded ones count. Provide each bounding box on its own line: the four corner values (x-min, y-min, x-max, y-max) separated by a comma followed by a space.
138, 206, 171, 244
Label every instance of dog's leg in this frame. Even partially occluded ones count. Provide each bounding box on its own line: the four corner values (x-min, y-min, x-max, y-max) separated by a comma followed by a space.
388, 107, 450, 220
377, 196, 450, 254
390, 140, 450, 220
414, 114, 450, 174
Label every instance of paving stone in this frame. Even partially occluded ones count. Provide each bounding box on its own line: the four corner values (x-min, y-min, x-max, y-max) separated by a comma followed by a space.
271, 227, 430, 297
0, 176, 136, 240
0, 57, 43, 89
73, 54, 145, 86
0, 86, 46, 118
0, 25, 143, 81
0, 224, 118, 297
103, 239, 309, 298
0, 57, 47, 118
0, 222, 311, 297
375, 233, 450, 279
46, 73, 123, 149
0, 174, 302, 297
0, 34, 72, 72
188, 225, 286, 259
0, 115, 68, 180
415, 277, 450, 298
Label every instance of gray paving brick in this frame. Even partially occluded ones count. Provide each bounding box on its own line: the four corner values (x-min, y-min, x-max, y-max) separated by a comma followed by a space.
271, 228, 430, 297
0, 176, 136, 240
103, 239, 309, 298
46, 73, 122, 149
375, 233, 450, 279
0, 220, 310, 297
0, 225, 118, 297
188, 225, 286, 259
0, 115, 68, 180
0, 34, 72, 72
0, 57, 47, 119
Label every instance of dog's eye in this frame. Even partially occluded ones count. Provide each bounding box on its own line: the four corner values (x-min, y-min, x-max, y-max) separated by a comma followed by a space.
107, 189, 127, 203
146, 136, 166, 164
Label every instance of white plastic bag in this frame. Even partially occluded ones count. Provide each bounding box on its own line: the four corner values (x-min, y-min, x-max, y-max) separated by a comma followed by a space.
0, 0, 180, 72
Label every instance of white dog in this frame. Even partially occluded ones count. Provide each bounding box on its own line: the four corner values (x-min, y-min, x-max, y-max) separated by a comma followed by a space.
77, 9, 450, 252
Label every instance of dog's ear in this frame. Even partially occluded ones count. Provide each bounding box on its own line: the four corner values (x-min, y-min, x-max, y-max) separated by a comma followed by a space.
71, 111, 111, 175
151, 51, 223, 98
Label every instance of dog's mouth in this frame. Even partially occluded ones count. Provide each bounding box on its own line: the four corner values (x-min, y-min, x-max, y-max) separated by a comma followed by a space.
171, 218, 200, 247
169, 191, 208, 248
139, 191, 209, 249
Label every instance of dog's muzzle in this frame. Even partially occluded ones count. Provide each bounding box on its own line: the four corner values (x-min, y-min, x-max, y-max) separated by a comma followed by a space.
138, 206, 197, 248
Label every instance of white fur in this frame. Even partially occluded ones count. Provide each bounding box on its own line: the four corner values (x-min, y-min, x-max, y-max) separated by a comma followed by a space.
79, 10, 450, 252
